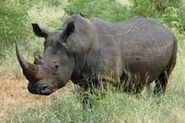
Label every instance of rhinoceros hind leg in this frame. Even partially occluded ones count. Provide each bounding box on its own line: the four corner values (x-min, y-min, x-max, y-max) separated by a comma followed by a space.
154, 71, 168, 95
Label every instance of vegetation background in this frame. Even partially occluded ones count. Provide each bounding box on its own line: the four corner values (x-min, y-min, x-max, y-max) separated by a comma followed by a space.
0, 0, 185, 122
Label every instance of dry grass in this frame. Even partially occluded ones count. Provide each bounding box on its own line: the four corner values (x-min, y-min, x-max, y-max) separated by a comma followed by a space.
117, 0, 131, 5
0, 75, 75, 122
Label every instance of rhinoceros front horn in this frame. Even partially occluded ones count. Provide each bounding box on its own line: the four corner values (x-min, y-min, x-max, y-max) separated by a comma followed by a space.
15, 42, 39, 82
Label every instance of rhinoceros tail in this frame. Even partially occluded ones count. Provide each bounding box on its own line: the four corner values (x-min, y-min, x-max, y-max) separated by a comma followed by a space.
166, 36, 177, 78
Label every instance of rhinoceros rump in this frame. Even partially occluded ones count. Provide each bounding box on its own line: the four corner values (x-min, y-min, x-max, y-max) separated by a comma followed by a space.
16, 14, 177, 95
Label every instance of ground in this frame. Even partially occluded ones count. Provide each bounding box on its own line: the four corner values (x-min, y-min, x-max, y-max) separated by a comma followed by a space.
0, 76, 75, 122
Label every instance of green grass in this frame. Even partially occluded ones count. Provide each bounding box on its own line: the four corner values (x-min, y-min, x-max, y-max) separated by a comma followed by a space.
1, 0, 185, 122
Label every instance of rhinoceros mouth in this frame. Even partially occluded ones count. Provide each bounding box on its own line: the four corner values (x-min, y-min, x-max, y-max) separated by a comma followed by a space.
28, 82, 55, 95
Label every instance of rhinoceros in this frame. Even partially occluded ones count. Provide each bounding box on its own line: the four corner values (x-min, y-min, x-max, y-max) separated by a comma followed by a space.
16, 14, 177, 95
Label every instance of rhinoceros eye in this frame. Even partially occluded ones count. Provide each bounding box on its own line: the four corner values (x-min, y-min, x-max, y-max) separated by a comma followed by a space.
52, 61, 60, 69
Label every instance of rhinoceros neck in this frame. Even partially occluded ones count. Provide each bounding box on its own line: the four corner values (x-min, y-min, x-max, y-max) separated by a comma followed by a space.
71, 19, 123, 85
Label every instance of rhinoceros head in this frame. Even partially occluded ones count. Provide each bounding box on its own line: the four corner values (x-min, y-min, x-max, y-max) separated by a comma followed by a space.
16, 15, 96, 95
16, 21, 78, 95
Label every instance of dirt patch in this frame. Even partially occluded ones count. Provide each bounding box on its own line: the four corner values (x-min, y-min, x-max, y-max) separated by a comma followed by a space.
0, 76, 75, 122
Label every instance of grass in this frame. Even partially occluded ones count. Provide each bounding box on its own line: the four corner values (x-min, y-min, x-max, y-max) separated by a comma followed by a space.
1, 56, 183, 123
0, 0, 185, 122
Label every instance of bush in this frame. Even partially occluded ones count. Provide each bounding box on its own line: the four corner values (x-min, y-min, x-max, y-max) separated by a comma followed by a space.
0, 0, 30, 57
129, 0, 185, 32
64, 0, 128, 22
131, 0, 182, 13
0, 0, 34, 77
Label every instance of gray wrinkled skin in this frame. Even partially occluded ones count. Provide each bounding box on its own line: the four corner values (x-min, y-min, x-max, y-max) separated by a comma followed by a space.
16, 14, 177, 95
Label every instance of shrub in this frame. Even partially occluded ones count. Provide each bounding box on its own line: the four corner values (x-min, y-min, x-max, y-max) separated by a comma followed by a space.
64, 0, 128, 22
129, 0, 185, 32
0, 0, 30, 57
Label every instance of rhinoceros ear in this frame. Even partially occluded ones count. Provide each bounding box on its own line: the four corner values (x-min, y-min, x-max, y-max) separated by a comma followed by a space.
31, 23, 48, 38
60, 21, 75, 43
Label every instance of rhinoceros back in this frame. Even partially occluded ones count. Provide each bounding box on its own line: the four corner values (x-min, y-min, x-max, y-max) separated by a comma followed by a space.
89, 17, 176, 84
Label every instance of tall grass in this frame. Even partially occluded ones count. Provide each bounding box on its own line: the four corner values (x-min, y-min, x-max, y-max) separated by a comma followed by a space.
11, 85, 185, 123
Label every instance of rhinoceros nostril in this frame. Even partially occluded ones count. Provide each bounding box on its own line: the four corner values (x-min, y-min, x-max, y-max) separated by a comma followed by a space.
55, 65, 59, 69
41, 86, 51, 95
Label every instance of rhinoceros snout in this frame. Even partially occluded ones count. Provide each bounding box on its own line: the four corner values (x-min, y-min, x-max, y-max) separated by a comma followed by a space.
27, 83, 38, 94
40, 86, 52, 95
27, 82, 53, 95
